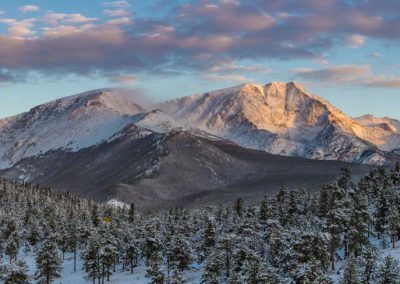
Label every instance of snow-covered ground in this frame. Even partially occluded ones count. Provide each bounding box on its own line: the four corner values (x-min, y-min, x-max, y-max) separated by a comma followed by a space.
8, 236, 400, 284
12, 251, 202, 284
330, 236, 400, 283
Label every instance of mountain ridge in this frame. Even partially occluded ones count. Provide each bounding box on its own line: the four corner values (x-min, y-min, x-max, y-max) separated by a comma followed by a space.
159, 81, 400, 165
1, 82, 399, 169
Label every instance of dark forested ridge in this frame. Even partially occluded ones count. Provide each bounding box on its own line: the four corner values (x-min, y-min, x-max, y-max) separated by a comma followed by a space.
0, 130, 372, 211
1, 164, 400, 283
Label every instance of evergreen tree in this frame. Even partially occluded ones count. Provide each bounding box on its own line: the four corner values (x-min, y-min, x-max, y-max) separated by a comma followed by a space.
35, 235, 63, 284
341, 257, 362, 284
169, 231, 191, 272
201, 250, 223, 284
377, 256, 400, 284
128, 202, 135, 224
82, 236, 101, 284
234, 198, 244, 218
5, 231, 19, 264
358, 245, 378, 284
0, 260, 29, 284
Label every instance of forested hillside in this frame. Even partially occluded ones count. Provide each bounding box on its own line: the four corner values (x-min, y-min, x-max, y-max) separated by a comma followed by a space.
1, 164, 400, 283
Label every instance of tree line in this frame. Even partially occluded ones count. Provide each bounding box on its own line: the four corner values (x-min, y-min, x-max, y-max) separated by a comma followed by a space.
0, 163, 400, 283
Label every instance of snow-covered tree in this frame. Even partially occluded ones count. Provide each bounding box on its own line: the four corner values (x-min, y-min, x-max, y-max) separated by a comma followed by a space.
35, 235, 63, 284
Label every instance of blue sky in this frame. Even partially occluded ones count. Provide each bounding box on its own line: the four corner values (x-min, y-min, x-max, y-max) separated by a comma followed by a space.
0, 0, 399, 119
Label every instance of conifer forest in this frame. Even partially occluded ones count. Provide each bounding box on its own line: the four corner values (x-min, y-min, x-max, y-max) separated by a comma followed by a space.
1, 165, 400, 283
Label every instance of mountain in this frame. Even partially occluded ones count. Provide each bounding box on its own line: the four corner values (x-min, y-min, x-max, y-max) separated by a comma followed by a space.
0, 124, 371, 210
0, 83, 396, 208
0, 89, 148, 168
160, 82, 400, 165
354, 114, 400, 152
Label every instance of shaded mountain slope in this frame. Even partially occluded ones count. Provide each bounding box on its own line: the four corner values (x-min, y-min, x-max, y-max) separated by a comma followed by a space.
1, 125, 371, 210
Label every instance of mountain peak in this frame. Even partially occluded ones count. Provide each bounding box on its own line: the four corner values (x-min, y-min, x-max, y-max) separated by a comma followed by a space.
265, 81, 306, 92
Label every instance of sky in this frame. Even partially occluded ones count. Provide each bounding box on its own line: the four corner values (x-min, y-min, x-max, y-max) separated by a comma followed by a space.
0, 0, 399, 119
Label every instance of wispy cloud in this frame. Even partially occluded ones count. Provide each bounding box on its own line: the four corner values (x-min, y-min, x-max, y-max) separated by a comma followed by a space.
202, 74, 253, 82
104, 9, 130, 17
346, 34, 366, 48
109, 73, 137, 84
103, 1, 130, 8
292, 65, 400, 89
19, 5, 40, 13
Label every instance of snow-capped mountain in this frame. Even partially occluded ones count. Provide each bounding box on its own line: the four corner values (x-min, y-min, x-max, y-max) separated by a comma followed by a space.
0, 83, 390, 207
0, 89, 180, 169
160, 82, 400, 165
354, 114, 400, 151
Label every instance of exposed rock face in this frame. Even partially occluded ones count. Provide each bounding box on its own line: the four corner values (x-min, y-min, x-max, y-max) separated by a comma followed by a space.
160, 82, 400, 165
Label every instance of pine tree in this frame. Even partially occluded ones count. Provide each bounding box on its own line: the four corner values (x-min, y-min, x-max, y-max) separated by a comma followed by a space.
346, 192, 370, 257
341, 257, 362, 284
82, 236, 101, 284
144, 228, 164, 284
27, 220, 40, 247
35, 235, 63, 284
91, 204, 100, 227
145, 250, 164, 284
169, 231, 191, 272
0, 260, 29, 284
5, 231, 19, 264
358, 245, 378, 284
128, 202, 135, 224
125, 239, 139, 273
201, 218, 216, 262
258, 195, 271, 224
377, 256, 400, 284
169, 268, 186, 284
201, 250, 223, 284
234, 198, 244, 218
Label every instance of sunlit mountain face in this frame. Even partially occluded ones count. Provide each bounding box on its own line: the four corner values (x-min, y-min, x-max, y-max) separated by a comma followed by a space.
0, 0, 399, 120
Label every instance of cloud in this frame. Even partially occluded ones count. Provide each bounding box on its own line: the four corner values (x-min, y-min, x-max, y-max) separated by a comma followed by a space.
104, 1, 130, 8
110, 74, 137, 84
0, 70, 23, 84
0, 18, 36, 37
206, 61, 271, 74
346, 34, 366, 48
19, 5, 40, 13
1, 0, 400, 84
41, 13, 97, 25
104, 9, 131, 17
105, 17, 132, 26
370, 52, 382, 58
292, 65, 372, 83
292, 65, 400, 88
63, 14, 97, 24
202, 74, 253, 82
363, 77, 400, 88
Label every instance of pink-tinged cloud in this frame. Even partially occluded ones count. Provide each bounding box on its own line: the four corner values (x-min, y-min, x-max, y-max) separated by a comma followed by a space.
346, 34, 366, 48
0, 0, 400, 83
293, 65, 400, 89
19, 5, 40, 13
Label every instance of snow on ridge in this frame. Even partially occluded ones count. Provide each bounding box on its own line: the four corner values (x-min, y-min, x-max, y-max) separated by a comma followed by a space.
107, 199, 127, 208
